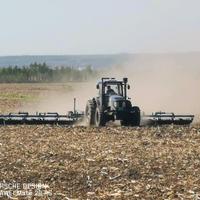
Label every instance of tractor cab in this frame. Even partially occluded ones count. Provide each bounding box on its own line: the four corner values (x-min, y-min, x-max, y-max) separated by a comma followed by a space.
96, 78, 131, 110
96, 77, 130, 103
96, 79, 125, 110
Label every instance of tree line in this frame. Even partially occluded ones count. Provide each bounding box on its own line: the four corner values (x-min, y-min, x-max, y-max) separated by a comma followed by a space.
0, 63, 98, 83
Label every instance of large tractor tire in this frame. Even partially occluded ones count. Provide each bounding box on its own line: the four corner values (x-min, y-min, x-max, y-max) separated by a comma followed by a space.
120, 106, 140, 127
85, 100, 96, 126
120, 120, 130, 126
130, 106, 141, 126
94, 107, 106, 127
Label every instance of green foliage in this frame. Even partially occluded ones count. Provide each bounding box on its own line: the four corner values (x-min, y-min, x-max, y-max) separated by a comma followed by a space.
0, 63, 98, 83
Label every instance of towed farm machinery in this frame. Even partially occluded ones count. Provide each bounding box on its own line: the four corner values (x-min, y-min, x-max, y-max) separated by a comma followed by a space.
0, 77, 194, 126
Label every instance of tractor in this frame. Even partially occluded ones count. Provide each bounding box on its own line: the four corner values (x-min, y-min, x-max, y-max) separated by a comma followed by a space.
85, 77, 141, 127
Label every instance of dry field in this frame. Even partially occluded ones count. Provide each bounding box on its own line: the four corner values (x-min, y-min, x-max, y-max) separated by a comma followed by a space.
0, 83, 73, 113
0, 83, 200, 200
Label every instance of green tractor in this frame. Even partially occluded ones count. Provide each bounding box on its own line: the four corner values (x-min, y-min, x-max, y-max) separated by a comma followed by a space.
85, 77, 140, 127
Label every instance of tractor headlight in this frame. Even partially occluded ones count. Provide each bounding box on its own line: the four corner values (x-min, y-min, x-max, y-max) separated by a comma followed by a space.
113, 101, 117, 108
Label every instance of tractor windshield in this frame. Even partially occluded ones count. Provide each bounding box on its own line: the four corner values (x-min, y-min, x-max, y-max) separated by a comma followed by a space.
106, 83, 123, 96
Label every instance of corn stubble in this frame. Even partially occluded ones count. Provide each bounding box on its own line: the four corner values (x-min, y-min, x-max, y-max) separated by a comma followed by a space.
0, 125, 200, 199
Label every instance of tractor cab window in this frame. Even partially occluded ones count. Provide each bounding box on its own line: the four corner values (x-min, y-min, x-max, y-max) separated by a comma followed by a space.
106, 84, 123, 96
117, 84, 123, 96
106, 85, 116, 95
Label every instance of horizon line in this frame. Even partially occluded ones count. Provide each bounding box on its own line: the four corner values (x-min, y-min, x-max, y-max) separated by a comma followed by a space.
0, 50, 200, 57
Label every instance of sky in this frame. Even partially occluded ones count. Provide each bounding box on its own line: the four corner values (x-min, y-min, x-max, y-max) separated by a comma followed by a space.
0, 0, 200, 55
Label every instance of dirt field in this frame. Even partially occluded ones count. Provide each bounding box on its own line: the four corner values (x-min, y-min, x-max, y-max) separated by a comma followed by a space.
0, 83, 73, 113
0, 84, 200, 200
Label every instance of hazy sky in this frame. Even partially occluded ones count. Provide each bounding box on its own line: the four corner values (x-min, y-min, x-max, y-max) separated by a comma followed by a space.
0, 0, 200, 55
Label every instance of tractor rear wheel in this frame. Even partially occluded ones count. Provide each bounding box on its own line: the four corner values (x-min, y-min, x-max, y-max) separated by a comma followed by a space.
120, 120, 129, 126
120, 106, 140, 127
85, 100, 95, 126
95, 107, 106, 127
130, 106, 140, 126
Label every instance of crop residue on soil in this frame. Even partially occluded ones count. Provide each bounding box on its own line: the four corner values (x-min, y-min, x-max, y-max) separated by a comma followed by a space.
1, 125, 200, 199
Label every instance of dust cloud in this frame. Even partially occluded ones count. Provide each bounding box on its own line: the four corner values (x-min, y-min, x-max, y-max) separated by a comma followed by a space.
19, 82, 97, 114
102, 54, 200, 118
20, 54, 200, 122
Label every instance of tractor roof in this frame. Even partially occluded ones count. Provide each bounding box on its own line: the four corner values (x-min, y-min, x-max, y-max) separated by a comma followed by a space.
97, 78, 123, 85
97, 80, 123, 85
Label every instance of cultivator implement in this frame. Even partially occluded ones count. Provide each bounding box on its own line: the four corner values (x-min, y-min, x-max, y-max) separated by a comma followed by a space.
0, 97, 195, 126
143, 112, 194, 126
0, 112, 84, 125
0, 111, 194, 126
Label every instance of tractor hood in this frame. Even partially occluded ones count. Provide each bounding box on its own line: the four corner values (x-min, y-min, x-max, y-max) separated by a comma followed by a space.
109, 95, 124, 102
108, 95, 126, 110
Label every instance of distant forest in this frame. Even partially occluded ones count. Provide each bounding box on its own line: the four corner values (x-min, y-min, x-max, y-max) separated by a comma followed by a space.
0, 63, 98, 83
